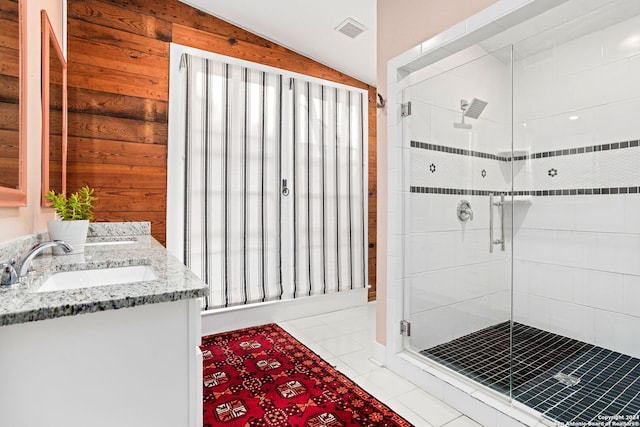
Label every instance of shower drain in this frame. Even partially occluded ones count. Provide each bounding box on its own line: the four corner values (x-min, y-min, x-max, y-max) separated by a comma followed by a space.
553, 372, 581, 386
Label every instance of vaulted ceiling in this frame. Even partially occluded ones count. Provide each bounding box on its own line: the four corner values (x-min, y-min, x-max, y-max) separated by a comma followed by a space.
180, 0, 376, 85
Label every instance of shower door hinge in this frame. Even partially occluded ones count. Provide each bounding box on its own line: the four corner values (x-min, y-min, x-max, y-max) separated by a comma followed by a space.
400, 320, 411, 336
401, 102, 412, 117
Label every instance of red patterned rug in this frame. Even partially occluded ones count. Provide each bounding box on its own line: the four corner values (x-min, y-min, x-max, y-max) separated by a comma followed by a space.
201, 323, 412, 427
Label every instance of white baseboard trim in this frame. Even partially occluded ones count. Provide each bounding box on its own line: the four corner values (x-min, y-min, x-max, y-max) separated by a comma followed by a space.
201, 288, 368, 336
371, 340, 386, 367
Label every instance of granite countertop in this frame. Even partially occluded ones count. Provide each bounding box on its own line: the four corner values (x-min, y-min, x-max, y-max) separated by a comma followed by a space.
0, 230, 208, 326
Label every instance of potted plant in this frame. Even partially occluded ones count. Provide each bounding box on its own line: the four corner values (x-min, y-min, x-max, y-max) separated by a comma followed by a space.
45, 186, 97, 254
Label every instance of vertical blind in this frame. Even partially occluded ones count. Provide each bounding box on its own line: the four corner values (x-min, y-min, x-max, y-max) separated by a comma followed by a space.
181, 54, 366, 309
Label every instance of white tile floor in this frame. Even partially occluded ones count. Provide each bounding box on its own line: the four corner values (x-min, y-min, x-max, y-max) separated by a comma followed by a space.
278, 303, 485, 427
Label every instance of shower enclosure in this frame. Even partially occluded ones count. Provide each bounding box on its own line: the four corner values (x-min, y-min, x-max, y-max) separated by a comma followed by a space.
395, 0, 640, 425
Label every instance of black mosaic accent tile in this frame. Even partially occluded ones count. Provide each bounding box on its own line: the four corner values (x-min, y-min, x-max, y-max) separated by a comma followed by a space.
409, 187, 507, 196
515, 138, 640, 160
420, 322, 640, 426
408, 141, 509, 162
409, 187, 640, 197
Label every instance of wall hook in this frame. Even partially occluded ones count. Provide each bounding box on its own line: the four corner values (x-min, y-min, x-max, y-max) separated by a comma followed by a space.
376, 93, 386, 109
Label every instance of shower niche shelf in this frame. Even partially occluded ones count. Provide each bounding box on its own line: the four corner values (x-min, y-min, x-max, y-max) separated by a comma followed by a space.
497, 148, 532, 205
496, 148, 530, 159
505, 195, 533, 204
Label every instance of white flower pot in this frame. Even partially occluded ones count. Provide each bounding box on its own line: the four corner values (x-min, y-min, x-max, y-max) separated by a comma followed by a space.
47, 219, 89, 255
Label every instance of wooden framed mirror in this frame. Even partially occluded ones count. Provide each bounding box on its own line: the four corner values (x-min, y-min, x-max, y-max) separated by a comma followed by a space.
41, 9, 66, 205
0, 0, 26, 206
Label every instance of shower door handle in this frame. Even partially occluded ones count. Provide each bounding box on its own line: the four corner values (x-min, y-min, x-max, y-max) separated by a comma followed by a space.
489, 193, 505, 253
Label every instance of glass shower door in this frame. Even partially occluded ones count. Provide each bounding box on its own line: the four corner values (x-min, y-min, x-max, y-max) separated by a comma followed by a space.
509, 3, 640, 423
400, 46, 514, 396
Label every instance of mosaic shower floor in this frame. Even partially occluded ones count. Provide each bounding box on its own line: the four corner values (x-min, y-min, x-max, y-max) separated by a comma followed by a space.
421, 322, 640, 425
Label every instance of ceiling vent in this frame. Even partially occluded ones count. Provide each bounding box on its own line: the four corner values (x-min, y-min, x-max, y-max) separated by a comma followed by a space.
335, 18, 367, 39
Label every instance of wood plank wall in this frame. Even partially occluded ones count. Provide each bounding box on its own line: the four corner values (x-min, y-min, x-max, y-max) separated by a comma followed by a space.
66, 0, 377, 301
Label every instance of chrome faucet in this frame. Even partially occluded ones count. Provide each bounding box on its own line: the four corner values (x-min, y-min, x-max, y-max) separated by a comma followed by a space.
0, 241, 75, 285
17, 241, 73, 277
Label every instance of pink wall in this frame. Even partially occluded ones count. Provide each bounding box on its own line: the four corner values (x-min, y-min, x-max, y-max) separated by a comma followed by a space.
375, 0, 499, 345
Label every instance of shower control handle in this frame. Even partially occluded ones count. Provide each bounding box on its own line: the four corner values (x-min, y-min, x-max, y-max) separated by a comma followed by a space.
457, 200, 473, 222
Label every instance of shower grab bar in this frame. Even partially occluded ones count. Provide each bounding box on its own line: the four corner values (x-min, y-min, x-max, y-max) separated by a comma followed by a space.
489, 193, 505, 253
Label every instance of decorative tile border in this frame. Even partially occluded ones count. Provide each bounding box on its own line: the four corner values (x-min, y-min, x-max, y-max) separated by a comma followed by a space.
411, 186, 640, 196
410, 187, 507, 195
410, 138, 640, 197
411, 139, 640, 161
410, 141, 509, 161
514, 187, 639, 196
516, 139, 640, 161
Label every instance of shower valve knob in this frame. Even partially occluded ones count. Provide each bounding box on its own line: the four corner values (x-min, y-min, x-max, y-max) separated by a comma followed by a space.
457, 200, 473, 222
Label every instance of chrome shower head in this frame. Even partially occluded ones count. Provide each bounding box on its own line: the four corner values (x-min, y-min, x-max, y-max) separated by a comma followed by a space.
462, 98, 488, 119
454, 98, 488, 129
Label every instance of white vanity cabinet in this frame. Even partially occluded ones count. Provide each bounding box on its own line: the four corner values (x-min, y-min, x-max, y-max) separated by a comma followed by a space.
0, 298, 202, 427
0, 225, 207, 427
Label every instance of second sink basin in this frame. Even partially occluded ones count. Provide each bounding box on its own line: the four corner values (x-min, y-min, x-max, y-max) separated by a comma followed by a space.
37, 265, 157, 293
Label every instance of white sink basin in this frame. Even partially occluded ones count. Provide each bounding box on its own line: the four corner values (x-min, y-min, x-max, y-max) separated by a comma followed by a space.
37, 265, 157, 293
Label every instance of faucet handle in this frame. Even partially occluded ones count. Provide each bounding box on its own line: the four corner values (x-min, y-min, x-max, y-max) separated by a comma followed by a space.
0, 262, 19, 286
457, 200, 474, 222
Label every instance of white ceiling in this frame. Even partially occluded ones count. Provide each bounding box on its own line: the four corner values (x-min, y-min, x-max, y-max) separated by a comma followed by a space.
180, 0, 377, 86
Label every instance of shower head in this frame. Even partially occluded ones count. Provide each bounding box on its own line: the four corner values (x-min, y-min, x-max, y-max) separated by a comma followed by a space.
462, 98, 488, 119
453, 98, 488, 129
